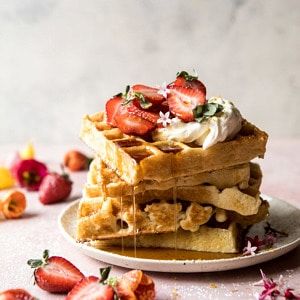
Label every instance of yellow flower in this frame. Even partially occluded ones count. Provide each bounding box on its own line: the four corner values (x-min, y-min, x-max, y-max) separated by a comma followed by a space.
20, 141, 35, 159
0, 167, 15, 190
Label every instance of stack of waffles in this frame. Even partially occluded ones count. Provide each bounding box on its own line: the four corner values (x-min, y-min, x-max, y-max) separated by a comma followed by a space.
77, 112, 268, 253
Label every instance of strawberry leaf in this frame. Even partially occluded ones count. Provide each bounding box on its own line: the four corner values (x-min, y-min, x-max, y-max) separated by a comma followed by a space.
176, 71, 198, 81
27, 259, 44, 268
100, 266, 112, 283
27, 249, 49, 269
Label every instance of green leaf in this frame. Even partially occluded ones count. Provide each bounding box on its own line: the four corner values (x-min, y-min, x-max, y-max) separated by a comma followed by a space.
121, 87, 152, 109
27, 259, 43, 268
100, 266, 112, 283
176, 70, 198, 81
193, 103, 224, 123
135, 93, 152, 109
203, 103, 218, 116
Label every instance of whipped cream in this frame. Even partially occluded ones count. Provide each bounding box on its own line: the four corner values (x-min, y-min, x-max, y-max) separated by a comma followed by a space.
152, 97, 242, 149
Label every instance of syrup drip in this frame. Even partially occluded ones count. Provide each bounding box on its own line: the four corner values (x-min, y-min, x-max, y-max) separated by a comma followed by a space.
132, 186, 137, 258
120, 195, 124, 254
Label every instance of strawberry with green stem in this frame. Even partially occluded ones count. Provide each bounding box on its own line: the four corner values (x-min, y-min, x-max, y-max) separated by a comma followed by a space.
27, 250, 84, 293
39, 166, 72, 205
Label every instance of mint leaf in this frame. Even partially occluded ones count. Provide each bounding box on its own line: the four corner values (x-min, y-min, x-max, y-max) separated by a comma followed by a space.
193, 103, 224, 123
135, 92, 152, 109
203, 103, 218, 116
121, 86, 152, 109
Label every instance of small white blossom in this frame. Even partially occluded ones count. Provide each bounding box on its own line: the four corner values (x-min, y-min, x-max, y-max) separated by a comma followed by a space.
157, 82, 170, 98
157, 111, 172, 127
242, 240, 257, 256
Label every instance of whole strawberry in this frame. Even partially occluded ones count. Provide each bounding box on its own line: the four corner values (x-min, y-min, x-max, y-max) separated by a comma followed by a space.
27, 250, 84, 293
64, 150, 92, 172
39, 170, 72, 205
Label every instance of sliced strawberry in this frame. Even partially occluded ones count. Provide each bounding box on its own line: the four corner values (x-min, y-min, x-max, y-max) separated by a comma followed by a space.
66, 276, 114, 300
0, 289, 35, 300
115, 103, 159, 136
105, 95, 123, 127
169, 71, 207, 96
127, 104, 159, 123
132, 84, 165, 105
116, 270, 155, 300
167, 86, 206, 122
27, 250, 84, 293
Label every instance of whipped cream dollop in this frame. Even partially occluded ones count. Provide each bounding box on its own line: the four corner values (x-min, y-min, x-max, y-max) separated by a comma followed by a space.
152, 97, 243, 149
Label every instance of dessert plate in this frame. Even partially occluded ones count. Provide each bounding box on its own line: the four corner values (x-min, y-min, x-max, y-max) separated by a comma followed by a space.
58, 195, 300, 273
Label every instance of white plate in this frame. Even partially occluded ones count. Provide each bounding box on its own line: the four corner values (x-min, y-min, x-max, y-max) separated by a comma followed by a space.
58, 195, 300, 273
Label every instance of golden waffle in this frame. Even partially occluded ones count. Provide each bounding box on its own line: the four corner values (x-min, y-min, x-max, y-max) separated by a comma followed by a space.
88, 223, 240, 253
83, 163, 262, 216
76, 193, 268, 242
86, 158, 251, 197
80, 112, 268, 185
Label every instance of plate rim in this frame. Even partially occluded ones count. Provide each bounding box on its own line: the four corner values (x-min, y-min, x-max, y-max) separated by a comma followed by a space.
58, 194, 300, 268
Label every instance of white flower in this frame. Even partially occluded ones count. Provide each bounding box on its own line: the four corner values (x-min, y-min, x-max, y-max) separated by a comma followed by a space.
157, 82, 170, 98
242, 240, 257, 256
157, 111, 172, 127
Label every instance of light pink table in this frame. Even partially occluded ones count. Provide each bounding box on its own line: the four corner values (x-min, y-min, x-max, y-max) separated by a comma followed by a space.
0, 140, 299, 300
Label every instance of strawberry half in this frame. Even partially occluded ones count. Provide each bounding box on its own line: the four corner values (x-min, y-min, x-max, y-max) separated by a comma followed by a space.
115, 103, 159, 136
170, 71, 207, 96
167, 86, 206, 122
66, 276, 114, 300
0, 289, 35, 300
116, 270, 155, 300
27, 250, 84, 293
105, 95, 123, 127
132, 84, 165, 105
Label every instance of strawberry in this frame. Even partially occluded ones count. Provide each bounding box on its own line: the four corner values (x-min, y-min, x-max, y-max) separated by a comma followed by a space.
170, 71, 207, 95
27, 250, 84, 293
116, 270, 155, 300
39, 170, 72, 205
105, 95, 123, 127
115, 103, 159, 136
167, 86, 206, 122
64, 150, 92, 172
0, 289, 35, 300
131, 84, 165, 105
66, 276, 114, 300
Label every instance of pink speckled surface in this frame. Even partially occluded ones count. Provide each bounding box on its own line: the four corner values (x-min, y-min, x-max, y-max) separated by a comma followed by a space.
0, 140, 299, 300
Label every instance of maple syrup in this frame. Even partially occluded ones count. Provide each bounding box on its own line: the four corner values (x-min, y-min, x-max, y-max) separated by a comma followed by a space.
120, 195, 124, 254
99, 246, 239, 260
132, 186, 137, 258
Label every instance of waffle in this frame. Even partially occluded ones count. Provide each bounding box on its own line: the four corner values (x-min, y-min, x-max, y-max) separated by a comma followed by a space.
80, 112, 268, 185
76, 187, 268, 241
88, 223, 240, 253
85, 158, 251, 197
83, 163, 262, 216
